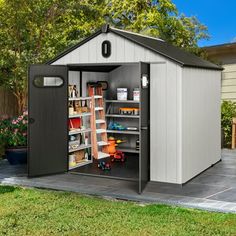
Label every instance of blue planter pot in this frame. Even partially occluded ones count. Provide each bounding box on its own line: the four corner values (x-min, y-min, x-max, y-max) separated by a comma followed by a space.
5, 147, 27, 165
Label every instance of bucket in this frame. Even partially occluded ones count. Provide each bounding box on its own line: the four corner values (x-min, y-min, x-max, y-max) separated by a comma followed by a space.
117, 88, 128, 100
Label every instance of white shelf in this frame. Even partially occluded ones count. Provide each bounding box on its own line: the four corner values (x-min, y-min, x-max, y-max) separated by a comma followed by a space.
94, 95, 103, 99
97, 151, 110, 159
96, 129, 107, 134
95, 107, 103, 111
69, 128, 91, 135
69, 112, 91, 118
69, 160, 92, 170
105, 100, 139, 103
106, 114, 139, 119
98, 141, 108, 146
117, 147, 139, 153
107, 130, 139, 135
96, 119, 106, 124
68, 96, 102, 101
69, 97, 91, 101
69, 144, 92, 153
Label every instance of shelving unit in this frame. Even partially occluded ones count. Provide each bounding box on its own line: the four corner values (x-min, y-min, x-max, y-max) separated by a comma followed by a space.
105, 99, 140, 155
68, 94, 93, 170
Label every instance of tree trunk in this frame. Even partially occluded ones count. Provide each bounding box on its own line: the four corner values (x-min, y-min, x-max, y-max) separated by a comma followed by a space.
15, 92, 27, 115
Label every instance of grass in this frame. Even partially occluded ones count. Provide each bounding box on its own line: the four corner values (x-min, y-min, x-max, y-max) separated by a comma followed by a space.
0, 186, 236, 236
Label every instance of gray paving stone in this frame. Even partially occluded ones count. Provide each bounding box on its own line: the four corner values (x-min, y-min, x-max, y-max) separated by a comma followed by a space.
208, 188, 236, 203
2, 150, 236, 213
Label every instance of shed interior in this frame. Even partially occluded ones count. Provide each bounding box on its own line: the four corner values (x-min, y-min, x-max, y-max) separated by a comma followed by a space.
67, 63, 144, 180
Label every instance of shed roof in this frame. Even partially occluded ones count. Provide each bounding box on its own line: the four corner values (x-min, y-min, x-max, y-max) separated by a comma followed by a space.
48, 25, 222, 70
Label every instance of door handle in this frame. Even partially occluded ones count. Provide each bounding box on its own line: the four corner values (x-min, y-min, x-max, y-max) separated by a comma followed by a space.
141, 126, 148, 130
29, 118, 35, 124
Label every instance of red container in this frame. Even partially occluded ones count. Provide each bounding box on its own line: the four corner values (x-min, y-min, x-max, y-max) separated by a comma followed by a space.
68, 118, 81, 130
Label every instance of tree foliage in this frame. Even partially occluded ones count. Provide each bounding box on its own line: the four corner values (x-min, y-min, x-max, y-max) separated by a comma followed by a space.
0, 0, 209, 114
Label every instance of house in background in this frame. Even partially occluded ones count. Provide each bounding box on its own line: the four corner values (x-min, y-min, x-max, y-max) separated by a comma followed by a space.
204, 42, 236, 101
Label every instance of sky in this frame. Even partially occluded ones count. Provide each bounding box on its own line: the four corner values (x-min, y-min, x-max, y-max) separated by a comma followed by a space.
172, 0, 236, 47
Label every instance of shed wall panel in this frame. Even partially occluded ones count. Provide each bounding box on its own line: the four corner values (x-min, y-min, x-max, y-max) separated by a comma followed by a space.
150, 62, 182, 184
182, 68, 221, 183
52, 32, 165, 65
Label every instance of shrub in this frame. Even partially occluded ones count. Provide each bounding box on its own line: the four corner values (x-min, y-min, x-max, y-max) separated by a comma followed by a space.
221, 101, 236, 147
0, 111, 28, 148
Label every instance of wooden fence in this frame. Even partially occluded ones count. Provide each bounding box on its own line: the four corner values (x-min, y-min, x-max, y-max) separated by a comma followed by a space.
0, 87, 18, 118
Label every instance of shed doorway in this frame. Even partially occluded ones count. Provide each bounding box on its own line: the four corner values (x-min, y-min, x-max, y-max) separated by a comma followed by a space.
28, 62, 150, 193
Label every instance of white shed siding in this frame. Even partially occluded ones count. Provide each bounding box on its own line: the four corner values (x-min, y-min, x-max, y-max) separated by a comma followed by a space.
181, 68, 221, 183
51, 32, 165, 65
221, 64, 236, 101
150, 61, 182, 184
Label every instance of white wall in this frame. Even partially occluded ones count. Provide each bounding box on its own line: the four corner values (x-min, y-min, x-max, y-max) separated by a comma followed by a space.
52, 32, 165, 65
181, 68, 221, 183
150, 62, 182, 184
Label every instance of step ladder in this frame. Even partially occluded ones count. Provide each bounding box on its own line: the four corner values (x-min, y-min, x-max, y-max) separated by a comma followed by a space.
88, 83, 109, 159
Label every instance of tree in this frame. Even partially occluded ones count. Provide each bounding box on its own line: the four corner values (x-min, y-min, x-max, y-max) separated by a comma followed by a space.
0, 0, 105, 114
104, 0, 209, 55
0, 0, 209, 114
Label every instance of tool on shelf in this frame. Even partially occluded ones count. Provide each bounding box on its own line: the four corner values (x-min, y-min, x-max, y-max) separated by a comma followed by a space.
88, 82, 109, 159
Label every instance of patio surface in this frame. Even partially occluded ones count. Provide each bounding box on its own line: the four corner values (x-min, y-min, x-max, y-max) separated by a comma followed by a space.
1, 149, 236, 213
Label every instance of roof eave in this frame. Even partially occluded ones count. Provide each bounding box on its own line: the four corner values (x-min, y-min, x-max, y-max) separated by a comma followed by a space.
182, 64, 224, 71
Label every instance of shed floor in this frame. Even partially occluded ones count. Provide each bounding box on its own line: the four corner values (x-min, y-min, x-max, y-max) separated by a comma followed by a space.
1, 149, 236, 213
71, 154, 139, 180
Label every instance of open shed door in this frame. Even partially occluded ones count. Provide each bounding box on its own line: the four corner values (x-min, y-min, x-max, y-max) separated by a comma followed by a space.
139, 62, 150, 193
28, 65, 68, 177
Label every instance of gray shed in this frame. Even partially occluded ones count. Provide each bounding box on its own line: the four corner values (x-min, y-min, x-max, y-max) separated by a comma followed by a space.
28, 25, 222, 193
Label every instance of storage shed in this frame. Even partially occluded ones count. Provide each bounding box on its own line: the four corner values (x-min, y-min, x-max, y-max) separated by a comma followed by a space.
28, 24, 222, 193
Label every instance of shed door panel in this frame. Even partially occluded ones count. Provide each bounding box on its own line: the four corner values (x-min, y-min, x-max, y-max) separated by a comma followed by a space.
139, 62, 150, 193
28, 65, 68, 177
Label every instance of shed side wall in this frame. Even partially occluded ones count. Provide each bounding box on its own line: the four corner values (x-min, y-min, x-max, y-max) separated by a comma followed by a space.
182, 68, 221, 183
150, 62, 182, 184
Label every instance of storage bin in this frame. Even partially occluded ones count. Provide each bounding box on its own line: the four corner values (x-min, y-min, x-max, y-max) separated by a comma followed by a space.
133, 88, 140, 101
117, 88, 128, 100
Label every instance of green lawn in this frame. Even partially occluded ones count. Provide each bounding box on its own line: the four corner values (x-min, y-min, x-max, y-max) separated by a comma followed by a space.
0, 186, 236, 236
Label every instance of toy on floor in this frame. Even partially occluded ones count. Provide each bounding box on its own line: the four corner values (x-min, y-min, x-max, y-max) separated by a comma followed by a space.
98, 161, 111, 171
107, 137, 126, 162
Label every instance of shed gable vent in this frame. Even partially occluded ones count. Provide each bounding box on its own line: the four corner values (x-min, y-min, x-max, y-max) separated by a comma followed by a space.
101, 40, 111, 58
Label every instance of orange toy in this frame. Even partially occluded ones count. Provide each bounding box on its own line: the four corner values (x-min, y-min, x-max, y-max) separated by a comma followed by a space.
107, 137, 127, 162
107, 137, 117, 155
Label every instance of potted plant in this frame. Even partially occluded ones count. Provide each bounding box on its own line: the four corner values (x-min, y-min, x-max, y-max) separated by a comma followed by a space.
0, 111, 28, 165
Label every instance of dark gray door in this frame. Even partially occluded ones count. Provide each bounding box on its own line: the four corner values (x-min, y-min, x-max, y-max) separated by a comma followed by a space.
139, 62, 150, 193
28, 65, 68, 177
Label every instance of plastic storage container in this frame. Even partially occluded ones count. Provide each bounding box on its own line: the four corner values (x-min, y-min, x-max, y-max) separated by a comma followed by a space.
133, 88, 140, 101
117, 88, 128, 100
